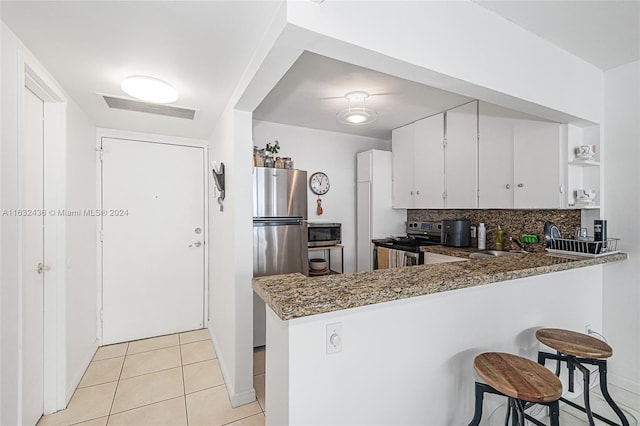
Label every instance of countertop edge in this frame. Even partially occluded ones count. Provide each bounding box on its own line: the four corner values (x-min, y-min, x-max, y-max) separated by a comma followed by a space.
253, 251, 627, 321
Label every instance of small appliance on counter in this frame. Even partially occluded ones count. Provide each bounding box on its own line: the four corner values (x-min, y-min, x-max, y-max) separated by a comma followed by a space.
441, 219, 471, 247
307, 222, 341, 247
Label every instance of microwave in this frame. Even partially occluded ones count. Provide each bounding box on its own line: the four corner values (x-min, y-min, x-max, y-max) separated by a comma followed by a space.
308, 222, 341, 247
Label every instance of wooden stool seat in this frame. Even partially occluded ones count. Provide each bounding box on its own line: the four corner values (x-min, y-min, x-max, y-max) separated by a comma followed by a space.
468, 352, 562, 425
536, 328, 612, 359
474, 352, 562, 403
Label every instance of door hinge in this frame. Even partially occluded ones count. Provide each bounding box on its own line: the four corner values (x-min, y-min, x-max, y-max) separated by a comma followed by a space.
442, 191, 447, 199
98, 148, 104, 162
100, 310, 103, 322
99, 230, 104, 242
443, 138, 447, 148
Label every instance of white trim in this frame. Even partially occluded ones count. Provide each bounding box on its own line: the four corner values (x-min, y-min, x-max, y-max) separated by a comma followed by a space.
96, 129, 209, 344
17, 50, 68, 417
96, 128, 207, 147
66, 339, 99, 401
208, 323, 257, 407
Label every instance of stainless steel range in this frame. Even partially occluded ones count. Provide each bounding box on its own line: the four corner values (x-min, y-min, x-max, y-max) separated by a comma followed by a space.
373, 221, 442, 268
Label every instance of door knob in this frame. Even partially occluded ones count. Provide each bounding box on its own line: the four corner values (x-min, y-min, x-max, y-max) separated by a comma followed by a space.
517, 183, 524, 188
37, 263, 51, 274
189, 241, 202, 248
505, 184, 511, 189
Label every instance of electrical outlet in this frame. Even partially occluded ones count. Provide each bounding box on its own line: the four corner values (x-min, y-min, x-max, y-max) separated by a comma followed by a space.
326, 322, 342, 354
470, 226, 477, 238
585, 324, 592, 334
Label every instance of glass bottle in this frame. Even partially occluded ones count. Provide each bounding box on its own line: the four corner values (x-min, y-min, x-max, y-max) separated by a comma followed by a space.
283, 157, 293, 169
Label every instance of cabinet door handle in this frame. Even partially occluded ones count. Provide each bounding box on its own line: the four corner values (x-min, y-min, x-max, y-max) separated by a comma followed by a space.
416, 190, 420, 195
410, 191, 414, 195
505, 184, 511, 189
517, 183, 524, 188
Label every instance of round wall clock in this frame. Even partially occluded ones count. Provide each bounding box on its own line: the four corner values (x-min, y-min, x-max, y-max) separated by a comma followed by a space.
309, 172, 330, 195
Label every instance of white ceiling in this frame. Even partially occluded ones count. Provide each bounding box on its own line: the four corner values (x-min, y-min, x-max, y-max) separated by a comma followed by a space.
253, 52, 474, 140
474, 0, 640, 71
1, 1, 638, 141
0, 1, 284, 139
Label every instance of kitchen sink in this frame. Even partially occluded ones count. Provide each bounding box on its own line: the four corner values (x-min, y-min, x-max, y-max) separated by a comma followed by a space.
469, 250, 525, 259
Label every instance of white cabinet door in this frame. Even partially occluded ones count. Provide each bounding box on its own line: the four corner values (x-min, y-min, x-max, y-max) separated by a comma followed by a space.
414, 114, 444, 208
392, 124, 415, 208
445, 102, 478, 208
478, 112, 514, 208
513, 121, 562, 208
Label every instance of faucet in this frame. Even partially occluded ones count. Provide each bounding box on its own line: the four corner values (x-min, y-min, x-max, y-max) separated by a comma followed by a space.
509, 236, 528, 252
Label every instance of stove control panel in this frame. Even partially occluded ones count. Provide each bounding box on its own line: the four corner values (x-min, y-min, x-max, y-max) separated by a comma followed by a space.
406, 221, 442, 237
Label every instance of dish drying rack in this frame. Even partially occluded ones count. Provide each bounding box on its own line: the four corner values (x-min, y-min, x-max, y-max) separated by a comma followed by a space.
546, 237, 620, 257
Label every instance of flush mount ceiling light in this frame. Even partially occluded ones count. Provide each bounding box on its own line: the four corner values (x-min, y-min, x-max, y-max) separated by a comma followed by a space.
121, 75, 178, 104
337, 91, 378, 125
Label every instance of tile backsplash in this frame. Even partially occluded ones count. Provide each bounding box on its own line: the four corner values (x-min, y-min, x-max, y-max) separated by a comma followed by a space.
408, 209, 581, 252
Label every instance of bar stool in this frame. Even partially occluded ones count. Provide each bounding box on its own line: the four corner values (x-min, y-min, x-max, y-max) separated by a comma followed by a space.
468, 352, 562, 426
536, 328, 629, 426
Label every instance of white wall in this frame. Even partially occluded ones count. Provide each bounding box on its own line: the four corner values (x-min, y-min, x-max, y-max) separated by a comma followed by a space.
64, 99, 98, 399
208, 104, 256, 406
252, 120, 390, 273
267, 266, 604, 425
285, 0, 603, 125
1, 22, 21, 426
1, 23, 97, 422
603, 60, 640, 393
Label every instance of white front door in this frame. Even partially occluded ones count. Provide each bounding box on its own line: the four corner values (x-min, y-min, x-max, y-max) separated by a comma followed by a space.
23, 87, 45, 426
101, 137, 205, 344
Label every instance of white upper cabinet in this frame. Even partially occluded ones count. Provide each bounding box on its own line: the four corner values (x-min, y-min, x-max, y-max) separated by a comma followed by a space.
414, 114, 444, 208
391, 123, 416, 208
478, 110, 514, 208
513, 120, 563, 208
392, 113, 445, 208
445, 102, 478, 208
478, 102, 564, 209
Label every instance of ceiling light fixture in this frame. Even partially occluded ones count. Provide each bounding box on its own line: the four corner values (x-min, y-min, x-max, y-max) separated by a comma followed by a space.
337, 91, 378, 125
121, 75, 178, 104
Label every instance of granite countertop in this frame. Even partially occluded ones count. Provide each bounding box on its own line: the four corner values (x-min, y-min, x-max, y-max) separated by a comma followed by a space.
252, 247, 627, 321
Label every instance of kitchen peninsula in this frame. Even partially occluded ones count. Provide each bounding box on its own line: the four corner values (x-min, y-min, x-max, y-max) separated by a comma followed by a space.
253, 251, 626, 426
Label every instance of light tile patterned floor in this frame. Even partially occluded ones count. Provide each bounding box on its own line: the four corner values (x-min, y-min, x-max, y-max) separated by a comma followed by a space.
36, 332, 640, 426
37, 330, 265, 426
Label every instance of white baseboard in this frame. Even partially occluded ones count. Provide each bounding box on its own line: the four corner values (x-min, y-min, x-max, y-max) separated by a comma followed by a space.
207, 324, 256, 408
65, 338, 99, 406
610, 372, 640, 395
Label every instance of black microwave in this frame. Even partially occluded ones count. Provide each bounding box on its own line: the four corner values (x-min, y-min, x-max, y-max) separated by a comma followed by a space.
308, 222, 341, 247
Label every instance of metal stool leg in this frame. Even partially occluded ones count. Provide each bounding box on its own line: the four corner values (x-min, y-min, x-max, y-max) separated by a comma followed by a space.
504, 398, 512, 426
548, 400, 560, 426
575, 362, 595, 425
597, 360, 630, 426
468, 382, 486, 426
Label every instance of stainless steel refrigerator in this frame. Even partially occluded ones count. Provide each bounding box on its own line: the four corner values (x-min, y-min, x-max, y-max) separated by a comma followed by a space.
253, 167, 308, 347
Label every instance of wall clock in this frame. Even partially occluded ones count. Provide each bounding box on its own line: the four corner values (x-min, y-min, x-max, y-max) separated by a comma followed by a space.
309, 172, 330, 195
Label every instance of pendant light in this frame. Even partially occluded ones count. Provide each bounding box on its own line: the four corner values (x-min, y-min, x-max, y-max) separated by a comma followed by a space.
337, 91, 378, 125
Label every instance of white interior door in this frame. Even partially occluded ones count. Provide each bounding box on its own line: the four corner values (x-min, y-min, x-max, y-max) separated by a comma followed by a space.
101, 137, 205, 344
23, 87, 45, 426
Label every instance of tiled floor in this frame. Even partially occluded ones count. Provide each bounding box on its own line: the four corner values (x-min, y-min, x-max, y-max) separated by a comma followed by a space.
37, 329, 266, 426
36, 332, 640, 426
486, 383, 640, 425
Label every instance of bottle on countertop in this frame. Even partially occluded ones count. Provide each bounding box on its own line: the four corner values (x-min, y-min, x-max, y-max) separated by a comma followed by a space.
495, 225, 503, 251
478, 223, 486, 250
